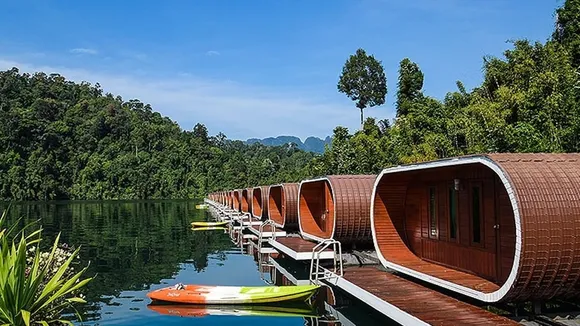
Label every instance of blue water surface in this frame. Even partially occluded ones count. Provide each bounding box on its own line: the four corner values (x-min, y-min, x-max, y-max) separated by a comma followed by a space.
2, 200, 395, 326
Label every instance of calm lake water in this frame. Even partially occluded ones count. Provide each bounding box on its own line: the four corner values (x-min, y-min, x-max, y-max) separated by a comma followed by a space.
1, 200, 396, 325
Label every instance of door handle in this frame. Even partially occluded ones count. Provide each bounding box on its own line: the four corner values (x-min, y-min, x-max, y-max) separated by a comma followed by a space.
493, 224, 500, 229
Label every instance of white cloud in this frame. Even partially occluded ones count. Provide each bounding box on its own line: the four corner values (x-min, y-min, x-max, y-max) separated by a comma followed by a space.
0, 58, 393, 140
205, 50, 220, 56
69, 48, 98, 55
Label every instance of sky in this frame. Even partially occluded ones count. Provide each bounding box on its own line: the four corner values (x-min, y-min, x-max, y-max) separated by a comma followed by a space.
0, 0, 562, 141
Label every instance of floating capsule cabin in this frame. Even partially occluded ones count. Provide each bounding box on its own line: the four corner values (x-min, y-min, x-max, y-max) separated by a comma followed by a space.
268, 183, 299, 230
225, 191, 231, 207
371, 153, 580, 303
241, 188, 253, 213
298, 175, 376, 246
232, 190, 241, 211
252, 186, 270, 220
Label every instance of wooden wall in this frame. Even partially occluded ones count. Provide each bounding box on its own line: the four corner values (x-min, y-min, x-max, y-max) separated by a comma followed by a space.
299, 180, 334, 239
252, 188, 263, 217
268, 186, 284, 226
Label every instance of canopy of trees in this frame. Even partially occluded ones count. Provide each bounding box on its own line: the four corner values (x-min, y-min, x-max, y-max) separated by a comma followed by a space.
0, 68, 315, 200
307, 0, 580, 176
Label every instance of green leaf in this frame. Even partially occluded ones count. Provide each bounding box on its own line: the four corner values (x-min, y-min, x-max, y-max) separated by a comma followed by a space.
21, 310, 30, 326
65, 297, 86, 304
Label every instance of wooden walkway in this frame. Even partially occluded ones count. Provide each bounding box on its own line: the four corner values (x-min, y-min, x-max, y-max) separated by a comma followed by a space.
335, 266, 518, 326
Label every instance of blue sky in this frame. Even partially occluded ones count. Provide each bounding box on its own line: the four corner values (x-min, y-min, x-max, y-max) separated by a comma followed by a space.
0, 0, 561, 140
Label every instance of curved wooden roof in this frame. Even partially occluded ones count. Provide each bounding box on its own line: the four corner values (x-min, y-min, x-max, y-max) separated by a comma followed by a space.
371, 153, 580, 303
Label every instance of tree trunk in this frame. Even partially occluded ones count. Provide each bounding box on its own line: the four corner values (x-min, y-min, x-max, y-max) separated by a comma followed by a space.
360, 108, 364, 130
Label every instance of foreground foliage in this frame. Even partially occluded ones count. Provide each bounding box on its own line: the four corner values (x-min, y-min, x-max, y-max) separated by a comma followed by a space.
0, 210, 92, 325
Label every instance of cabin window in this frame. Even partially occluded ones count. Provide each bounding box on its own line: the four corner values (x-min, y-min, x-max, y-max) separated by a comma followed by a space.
471, 185, 482, 244
448, 187, 457, 240
429, 187, 437, 238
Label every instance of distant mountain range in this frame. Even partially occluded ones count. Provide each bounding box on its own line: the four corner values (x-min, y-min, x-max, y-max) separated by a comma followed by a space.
245, 136, 331, 153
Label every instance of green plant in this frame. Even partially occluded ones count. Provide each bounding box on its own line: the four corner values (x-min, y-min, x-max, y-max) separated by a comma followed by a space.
0, 210, 92, 325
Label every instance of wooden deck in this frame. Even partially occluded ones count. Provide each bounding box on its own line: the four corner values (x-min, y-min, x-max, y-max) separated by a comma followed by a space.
248, 224, 287, 238
381, 249, 501, 293
269, 237, 335, 260
331, 266, 517, 326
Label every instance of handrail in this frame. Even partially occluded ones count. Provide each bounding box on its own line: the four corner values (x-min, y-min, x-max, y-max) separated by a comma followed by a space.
257, 219, 276, 273
309, 239, 343, 285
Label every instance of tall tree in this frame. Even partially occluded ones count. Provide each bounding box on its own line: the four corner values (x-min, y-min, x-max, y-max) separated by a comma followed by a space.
554, 0, 580, 67
337, 48, 387, 129
396, 58, 424, 117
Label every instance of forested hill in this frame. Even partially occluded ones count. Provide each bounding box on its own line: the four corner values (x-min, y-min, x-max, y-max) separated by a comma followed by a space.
0, 68, 316, 201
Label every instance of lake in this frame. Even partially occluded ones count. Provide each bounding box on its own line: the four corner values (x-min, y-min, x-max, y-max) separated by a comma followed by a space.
1, 200, 396, 325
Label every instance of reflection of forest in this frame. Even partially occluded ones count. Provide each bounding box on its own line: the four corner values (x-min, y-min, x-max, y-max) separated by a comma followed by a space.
1, 200, 234, 320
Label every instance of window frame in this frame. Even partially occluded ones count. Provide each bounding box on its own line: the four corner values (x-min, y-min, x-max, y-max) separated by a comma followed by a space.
469, 181, 484, 247
447, 185, 459, 242
428, 186, 438, 239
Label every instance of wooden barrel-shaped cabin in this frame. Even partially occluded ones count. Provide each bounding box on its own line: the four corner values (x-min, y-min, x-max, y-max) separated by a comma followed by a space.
231, 190, 241, 211
251, 186, 270, 220
225, 191, 231, 207
268, 183, 299, 230
241, 188, 253, 213
371, 153, 580, 303
298, 175, 376, 246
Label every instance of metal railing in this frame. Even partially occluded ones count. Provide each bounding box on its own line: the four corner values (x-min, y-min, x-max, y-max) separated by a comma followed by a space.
309, 239, 343, 285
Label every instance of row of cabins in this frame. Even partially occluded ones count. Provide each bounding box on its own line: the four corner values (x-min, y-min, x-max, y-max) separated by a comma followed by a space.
207, 153, 580, 304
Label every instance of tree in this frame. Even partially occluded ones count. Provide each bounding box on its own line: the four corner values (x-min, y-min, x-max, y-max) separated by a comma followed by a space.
554, 0, 580, 67
337, 48, 387, 129
396, 58, 424, 117
192, 123, 209, 143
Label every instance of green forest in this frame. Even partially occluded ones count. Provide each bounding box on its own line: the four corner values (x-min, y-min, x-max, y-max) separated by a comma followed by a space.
2, 1, 580, 201
0, 70, 315, 200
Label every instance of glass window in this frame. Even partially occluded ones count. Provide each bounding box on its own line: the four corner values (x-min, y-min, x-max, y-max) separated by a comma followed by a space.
429, 187, 437, 237
448, 187, 457, 239
472, 186, 481, 243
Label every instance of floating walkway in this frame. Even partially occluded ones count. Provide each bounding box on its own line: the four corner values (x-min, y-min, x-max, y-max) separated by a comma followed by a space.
268, 237, 335, 261
323, 266, 518, 326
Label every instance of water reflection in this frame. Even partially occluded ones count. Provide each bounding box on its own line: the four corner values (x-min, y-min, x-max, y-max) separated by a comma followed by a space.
1, 200, 397, 325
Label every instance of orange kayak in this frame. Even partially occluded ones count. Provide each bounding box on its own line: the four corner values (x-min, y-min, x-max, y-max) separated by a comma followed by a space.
146, 284, 319, 304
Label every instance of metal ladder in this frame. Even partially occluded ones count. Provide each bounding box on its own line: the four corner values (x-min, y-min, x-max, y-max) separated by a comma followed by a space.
309, 239, 343, 285
257, 220, 276, 273
258, 220, 276, 251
